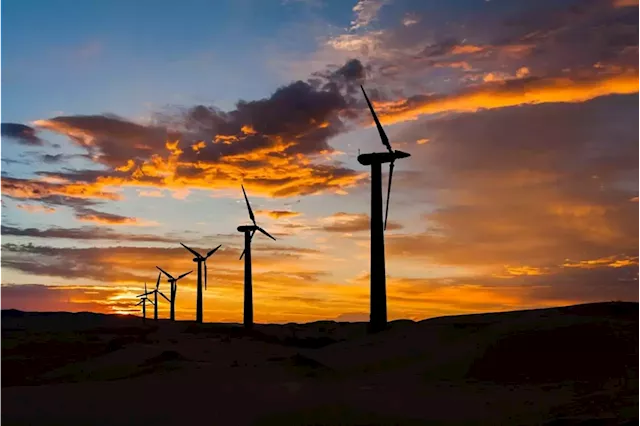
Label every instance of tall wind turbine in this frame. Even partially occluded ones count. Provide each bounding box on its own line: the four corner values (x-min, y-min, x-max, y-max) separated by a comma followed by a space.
139, 273, 171, 321
237, 184, 276, 329
136, 282, 154, 323
155, 267, 192, 321
358, 85, 411, 333
180, 243, 222, 323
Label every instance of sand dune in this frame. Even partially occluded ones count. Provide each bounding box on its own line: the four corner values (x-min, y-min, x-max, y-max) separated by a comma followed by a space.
2, 302, 637, 425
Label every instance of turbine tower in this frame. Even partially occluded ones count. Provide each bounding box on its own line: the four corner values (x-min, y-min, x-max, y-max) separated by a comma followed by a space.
237, 184, 276, 329
155, 267, 192, 321
358, 85, 411, 333
139, 273, 171, 321
180, 243, 222, 323
135, 282, 154, 323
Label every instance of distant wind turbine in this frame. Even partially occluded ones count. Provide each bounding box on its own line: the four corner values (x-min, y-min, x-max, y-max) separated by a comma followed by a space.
155, 267, 193, 321
358, 85, 411, 333
139, 273, 171, 321
180, 243, 222, 324
135, 282, 154, 324
238, 184, 276, 329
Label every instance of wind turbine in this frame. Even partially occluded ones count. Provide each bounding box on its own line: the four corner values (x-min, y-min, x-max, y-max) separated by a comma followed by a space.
155, 267, 193, 321
140, 273, 171, 321
180, 242, 222, 323
135, 282, 154, 323
358, 85, 411, 333
237, 184, 276, 329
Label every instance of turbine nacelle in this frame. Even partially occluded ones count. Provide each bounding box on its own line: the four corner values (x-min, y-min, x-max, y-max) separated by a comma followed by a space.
238, 185, 277, 260
357, 150, 411, 166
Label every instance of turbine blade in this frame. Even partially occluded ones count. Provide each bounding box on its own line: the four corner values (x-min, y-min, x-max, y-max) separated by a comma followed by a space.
361, 85, 393, 153
384, 161, 394, 231
239, 249, 245, 260
136, 300, 143, 306
206, 244, 221, 258
156, 272, 161, 289
204, 261, 208, 291
257, 226, 276, 241
241, 184, 256, 225
176, 270, 193, 280
148, 298, 155, 306
136, 293, 146, 298
156, 266, 174, 280
159, 291, 171, 302
144, 282, 148, 293
180, 242, 202, 258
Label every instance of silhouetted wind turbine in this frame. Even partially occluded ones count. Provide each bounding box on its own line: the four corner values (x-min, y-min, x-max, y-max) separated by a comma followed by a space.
358, 85, 411, 333
140, 273, 171, 321
180, 242, 221, 323
136, 282, 154, 323
155, 267, 192, 321
237, 184, 276, 329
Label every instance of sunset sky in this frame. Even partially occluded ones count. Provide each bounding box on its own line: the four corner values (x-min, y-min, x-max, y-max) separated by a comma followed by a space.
1, 0, 638, 323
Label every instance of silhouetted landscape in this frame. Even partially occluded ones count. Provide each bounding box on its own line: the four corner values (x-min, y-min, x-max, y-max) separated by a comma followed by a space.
2, 0, 638, 425
2, 301, 637, 425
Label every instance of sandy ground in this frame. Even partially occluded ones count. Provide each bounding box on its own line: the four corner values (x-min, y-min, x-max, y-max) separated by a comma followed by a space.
2, 302, 638, 425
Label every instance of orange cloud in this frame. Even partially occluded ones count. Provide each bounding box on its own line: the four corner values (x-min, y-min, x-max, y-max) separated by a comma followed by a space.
436, 61, 473, 71
374, 72, 639, 126
241, 124, 257, 135
2, 177, 121, 201
256, 210, 301, 219
451, 44, 486, 54
16, 204, 56, 214
563, 255, 639, 269
612, 0, 638, 7
191, 140, 207, 152
516, 67, 530, 78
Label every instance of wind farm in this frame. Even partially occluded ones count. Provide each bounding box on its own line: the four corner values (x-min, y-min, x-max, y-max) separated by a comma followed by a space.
2, 0, 638, 424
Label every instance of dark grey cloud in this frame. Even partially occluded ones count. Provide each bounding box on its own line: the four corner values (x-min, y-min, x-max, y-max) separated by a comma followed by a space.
1, 225, 178, 243
73, 207, 138, 225
1, 123, 43, 145
9, 59, 371, 199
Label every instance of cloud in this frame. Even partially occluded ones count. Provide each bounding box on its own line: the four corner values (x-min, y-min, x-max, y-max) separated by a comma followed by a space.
15, 204, 56, 214
612, 0, 638, 8
386, 94, 638, 278
374, 72, 639, 126
350, 0, 389, 31
256, 210, 301, 219
1, 284, 127, 314
40, 153, 88, 164
76, 210, 134, 225
301, 0, 638, 102
1, 176, 120, 202
17, 60, 374, 203
1, 225, 180, 243
1, 123, 43, 145
319, 212, 403, 233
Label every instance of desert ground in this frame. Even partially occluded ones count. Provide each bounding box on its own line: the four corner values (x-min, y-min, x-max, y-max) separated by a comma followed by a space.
2, 302, 638, 425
